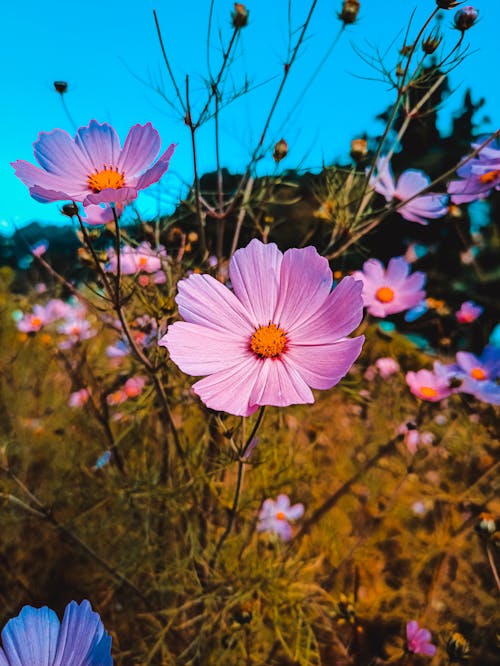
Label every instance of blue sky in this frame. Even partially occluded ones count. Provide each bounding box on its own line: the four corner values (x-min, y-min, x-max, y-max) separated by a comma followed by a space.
1, 0, 498, 233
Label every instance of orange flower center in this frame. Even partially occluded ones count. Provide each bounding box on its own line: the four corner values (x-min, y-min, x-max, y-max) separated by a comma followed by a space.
479, 170, 500, 184
250, 323, 287, 358
276, 512, 286, 521
470, 367, 487, 381
420, 386, 438, 399
375, 286, 395, 303
87, 166, 125, 192
31, 316, 43, 328
138, 256, 148, 267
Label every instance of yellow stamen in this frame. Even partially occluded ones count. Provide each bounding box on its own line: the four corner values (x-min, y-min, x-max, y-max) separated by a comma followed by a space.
87, 165, 125, 192
420, 386, 438, 399
375, 286, 395, 303
250, 323, 287, 358
276, 512, 286, 521
479, 170, 500, 184
470, 367, 486, 381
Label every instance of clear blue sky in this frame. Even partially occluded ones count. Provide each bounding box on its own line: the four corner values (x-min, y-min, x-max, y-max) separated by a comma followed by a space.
0, 0, 498, 233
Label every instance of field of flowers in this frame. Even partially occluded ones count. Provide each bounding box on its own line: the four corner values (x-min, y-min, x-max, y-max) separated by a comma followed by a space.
0, 2, 498, 665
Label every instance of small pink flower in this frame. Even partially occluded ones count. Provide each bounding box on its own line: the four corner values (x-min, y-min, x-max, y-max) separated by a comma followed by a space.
406, 620, 436, 657
406, 363, 453, 402
257, 494, 304, 541
123, 376, 146, 398
106, 241, 167, 275
69, 388, 90, 408
375, 357, 400, 378
455, 300, 483, 323
352, 257, 426, 318
17, 306, 47, 333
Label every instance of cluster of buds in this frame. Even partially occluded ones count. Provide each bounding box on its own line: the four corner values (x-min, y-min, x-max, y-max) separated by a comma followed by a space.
231, 3, 249, 29
272, 138, 288, 163
338, 0, 360, 25
454, 6, 478, 32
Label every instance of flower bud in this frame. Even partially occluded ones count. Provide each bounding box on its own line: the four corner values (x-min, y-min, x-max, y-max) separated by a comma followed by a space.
422, 30, 442, 54
436, 1, 460, 8
350, 138, 368, 161
232, 3, 249, 29
272, 138, 288, 163
454, 6, 478, 32
338, 0, 360, 25
446, 632, 470, 662
475, 512, 497, 537
61, 203, 79, 217
54, 81, 68, 94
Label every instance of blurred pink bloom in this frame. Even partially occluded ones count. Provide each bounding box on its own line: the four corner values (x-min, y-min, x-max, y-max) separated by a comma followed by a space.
35, 283, 48, 294
371, 158, 448, 225
17, 306, 48, 333
375, 357, 400, 378
106, 241, 167, 275
352, 257, 426, 318
399, 425, 435, 454
448, 135, 500, 204
12, 120, 176, 206
160, 239, 365, 416
406, 620, 437, 657
30, 240, 48, 257
69, 388, 90, 408
257, 494, 304, 541
455, 300, 483, 323
406, 363, 453, 402
123, 376, 146, 398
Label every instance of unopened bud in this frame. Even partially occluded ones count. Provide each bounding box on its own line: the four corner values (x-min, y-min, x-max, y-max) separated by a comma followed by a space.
422, 30, 442, 54
54, 81, 68, 94
273, 138, 288, 163
454, 6, 478, 32
475, 512, 497, 537
338, 0, 360, 25
232, 3, 249, 29
61, 203, 79, 218
436, 1, 460, 8
350, 138, 368, 161
446, 632, 470, 662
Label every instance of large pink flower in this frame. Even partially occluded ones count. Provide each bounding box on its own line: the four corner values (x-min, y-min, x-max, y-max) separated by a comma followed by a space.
160, 239, 364, 416
12, 120, 176, 206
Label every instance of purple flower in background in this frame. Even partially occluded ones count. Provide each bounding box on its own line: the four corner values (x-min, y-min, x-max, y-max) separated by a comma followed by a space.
160, 239, 364, 416
450, 346, 500, 404
257, 494, 304, 541
352, 257, 426, 318
448, 135, 500, 204
406, 620, 437, 657
0, 600, 112, 666
371, 158, 448, 225
456, 300, 483, 323
12, 120, 176, 206
406, 362, 453, 402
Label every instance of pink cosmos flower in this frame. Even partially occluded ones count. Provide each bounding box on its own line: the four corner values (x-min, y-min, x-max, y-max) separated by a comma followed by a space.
123, 375, 147, 398
455, 300, 483, 323
69, 388, 91, 408
106, 241, 167, 275
406, 363, 453, 402
160, 239, 364, 416
406, 621, 437, 657
16, 305, 48, 333
371, 158, 448, 225
375, 357, 400, 378
257, 494, 304, 541
448, 135, 500, 204
12, 120, 176, 206
352, 257, 426, 318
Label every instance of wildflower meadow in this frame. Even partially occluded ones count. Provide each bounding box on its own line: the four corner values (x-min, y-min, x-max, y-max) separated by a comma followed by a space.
0, 2, 499, 664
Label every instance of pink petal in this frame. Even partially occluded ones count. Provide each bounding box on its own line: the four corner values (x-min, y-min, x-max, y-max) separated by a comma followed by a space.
406, 621, 419, 640
385, 257, 410, 284
274, 246, 332, 330
249, 357, 314, 408
396, 169, 430, 198
133, 144, 176, 190
12, 160, 84, 195
398, 271, 426, 292
75, 121, 121, 171
371, 158, 396, 201
286, 503, 305, 520
191, 356, 261, 416
290, 276, 363, 343
84, 187, 138, 205
117, 123, 161, 176
229, 239, 282, 326
175, 273, 254, 334
276, 494, 291, 510
160, 321, 250, 375
285, 336, 364, 389
34, 128, 93, 177
357, 258, 384, 283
